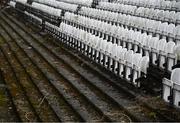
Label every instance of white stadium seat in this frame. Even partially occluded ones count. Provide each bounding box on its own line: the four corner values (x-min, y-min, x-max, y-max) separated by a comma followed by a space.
163, 68, 180, 108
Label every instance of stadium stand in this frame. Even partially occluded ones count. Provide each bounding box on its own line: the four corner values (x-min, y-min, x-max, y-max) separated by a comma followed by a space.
8, 0, 180, 108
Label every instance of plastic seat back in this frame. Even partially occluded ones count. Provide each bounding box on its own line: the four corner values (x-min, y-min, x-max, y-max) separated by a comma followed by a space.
140, 56, 149, 74
171, 68, 180, 85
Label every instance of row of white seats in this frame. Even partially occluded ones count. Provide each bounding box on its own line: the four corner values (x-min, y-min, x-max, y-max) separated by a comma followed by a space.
56, 0, 93, 7
115, 0, 180, 11
15, 0, 27, 4
33, 0, 78, 12
97, 2, 180, 24
164, 0, 180, 1
99, 0, 117, 1
78, 7, 180, 44
24, 11, 42, 24
32, 2, 62, 17
10, 1, 41, 22
44, 22, 149, 86
163, 68, 180, 108
64, 12, 180, 71
10, 1, 62, 24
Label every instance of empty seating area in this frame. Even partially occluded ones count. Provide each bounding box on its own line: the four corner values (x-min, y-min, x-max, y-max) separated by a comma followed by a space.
33, 0, 78, 12
97, 2, 180, 25
31, 2, 62, 17
78, 7, 180, 44
56, 0, 93, 7
8, 0, 180, 109
45, 21, 149, 86
114, 0, 180, 11
62, 12, 179, 72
